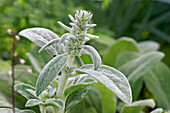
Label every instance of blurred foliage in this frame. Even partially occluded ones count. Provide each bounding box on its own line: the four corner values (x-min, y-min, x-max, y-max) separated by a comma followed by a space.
0, 0, 170, 66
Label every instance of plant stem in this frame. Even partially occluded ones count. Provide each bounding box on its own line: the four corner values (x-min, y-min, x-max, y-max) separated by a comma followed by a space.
56, 55, 75, 113
40, 105, 47, 113
11, 32, 16, 113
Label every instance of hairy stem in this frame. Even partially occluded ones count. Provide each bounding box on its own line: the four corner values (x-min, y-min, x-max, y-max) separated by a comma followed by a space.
40, 105, 47, 113
56, 55, 75, 113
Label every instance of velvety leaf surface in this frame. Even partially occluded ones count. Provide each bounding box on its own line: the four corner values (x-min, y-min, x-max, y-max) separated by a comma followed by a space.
76, 64, 132, 104
25, 99, 42, 107
14, 83, 37, 100
119, 51, 164, 83
150, 108, 163, 113
104, 37, 140, 66
0, 108, 35, 113
121, 99, 155, 113
43, 98, 64, 110
65, 74, 97, 98
19, 28, 59, 56
65, 86, 89, 111
81, 45, 101, 70
36, 54, 68, 96
144, 62, 170, 109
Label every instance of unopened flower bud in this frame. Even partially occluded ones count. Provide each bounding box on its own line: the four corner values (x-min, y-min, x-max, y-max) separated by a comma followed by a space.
8, 70, 12, 77
14, 53, 18, 57
26, 69, 32, 73
14, 35, 20, 40
19, 59, 25, 64
7, 29, 13, 34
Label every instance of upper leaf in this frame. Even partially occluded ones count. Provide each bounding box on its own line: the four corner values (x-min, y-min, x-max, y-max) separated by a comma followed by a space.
25, 99, 42, 107
76, 64, 132, 104
81, 45, 101, 70
19, 28, 59, 56
14, 83, 37, 100
36, 54, 68, 96
43, 98, 64, 110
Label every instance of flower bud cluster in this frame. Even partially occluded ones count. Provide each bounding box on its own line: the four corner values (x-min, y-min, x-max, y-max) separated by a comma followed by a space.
63, 65, 76, 75
58, 10, 99, 56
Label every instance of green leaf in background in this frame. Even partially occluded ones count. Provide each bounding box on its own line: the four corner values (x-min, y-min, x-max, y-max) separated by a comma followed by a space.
150, 108, 163, 113
81, 45, 101, 70
144, 62, 170, 109
137, 41, 160, 53
120, 99, 155, 113
64, 74, 97, 98
80, 54, 93, 64
0, 61, 11, 72
119, 51, 164, 84
115, 52, 140, 68
104, 37, 140, 67
65, 86, 89, 112
84, 108, 97, 113
0, 108, 35, 113
76, 64, 132, 104
26, 53, 42, 73
36, 54, 68, 96
14, 83, 37, 100
0, 93, 11, 107
19, 28, 59, 56
99, 83, 116, 113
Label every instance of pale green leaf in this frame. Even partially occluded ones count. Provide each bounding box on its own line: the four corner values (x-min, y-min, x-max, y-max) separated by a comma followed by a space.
144, 62, 170, 109
0, 108, 35, 113
76, 64, 132, 104
36, 54, 68, 96
43, 98, 64, 110
138, 41, 160, 53
81, 45, 101, 70
14, 83, 37, 99
150, 108, 163, 113
19, 28, 59, 56
65, 86, 89, 111
64, 74, 97, 98
119, 51, 164, 83
121, 99, 155, 113
104, 37, 140, 66
25, 99, 42, 107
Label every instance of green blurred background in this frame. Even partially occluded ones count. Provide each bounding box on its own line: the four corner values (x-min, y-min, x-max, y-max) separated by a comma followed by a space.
0, 0, 170, 66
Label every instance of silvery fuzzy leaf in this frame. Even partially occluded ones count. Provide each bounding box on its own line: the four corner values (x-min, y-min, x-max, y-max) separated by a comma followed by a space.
25, 99, 42, 107
85, 34, 99, 39
0, 108, 35, 113
64, 74, 97, 98
38, 38, 61, 53
36, 54, 68, 96
76, 64, 132, 104
138, 41, 160, 53
68, 14, 77, 23
58, 21, 72, 32
43, 98, 64, 110
81, 45, 101, 70
61, 33, 74, 43
121, 99, 155, 113
150, 108, 163, 113
14, 83, 37, 100
19, 28, 59, 56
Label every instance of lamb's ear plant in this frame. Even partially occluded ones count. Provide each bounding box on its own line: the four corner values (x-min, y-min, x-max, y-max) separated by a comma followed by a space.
16, 10, 132, 113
